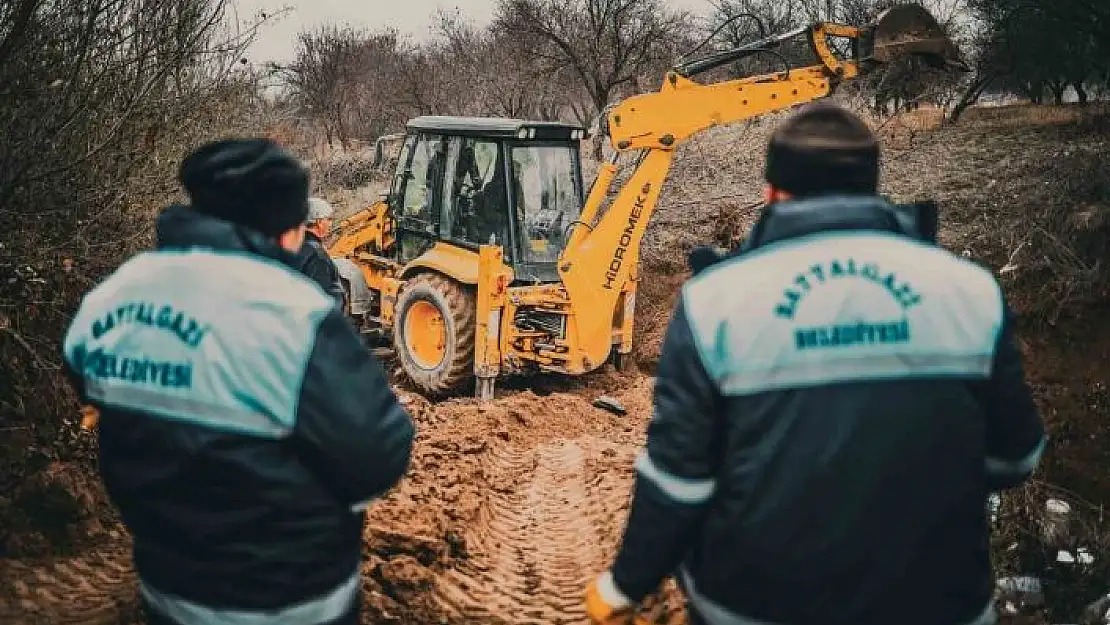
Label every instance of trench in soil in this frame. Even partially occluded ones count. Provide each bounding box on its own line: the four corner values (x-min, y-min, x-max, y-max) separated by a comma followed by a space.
0, 372, 671, 625
3, 107, 1109, 625
3, 311, 1108, 625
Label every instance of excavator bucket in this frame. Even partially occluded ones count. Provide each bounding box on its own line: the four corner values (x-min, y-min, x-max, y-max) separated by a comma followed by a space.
861, 4, 968, 71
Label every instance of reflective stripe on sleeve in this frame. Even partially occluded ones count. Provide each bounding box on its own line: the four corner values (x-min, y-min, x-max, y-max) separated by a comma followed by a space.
634, 450, 716, 505
85, 381, 292, 439
986, 435, 1047, 478
351, 500, 374, 513
718, 353, 993, 396
139, 569, 359, 625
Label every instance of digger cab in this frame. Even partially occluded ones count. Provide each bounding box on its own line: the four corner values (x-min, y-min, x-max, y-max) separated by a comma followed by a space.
385, 116, 588, 283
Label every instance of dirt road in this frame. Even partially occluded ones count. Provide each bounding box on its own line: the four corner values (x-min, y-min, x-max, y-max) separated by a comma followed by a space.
0, 372, 688, 625
433, 436, 628, 622
3, 104, 1107, 625
358, 373, 686, 624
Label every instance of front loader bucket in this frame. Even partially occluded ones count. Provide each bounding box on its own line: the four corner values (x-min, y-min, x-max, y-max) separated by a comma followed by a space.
860, 4, 968, 71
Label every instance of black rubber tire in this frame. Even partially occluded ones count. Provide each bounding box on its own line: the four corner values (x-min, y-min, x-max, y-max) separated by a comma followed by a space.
392, 273, 476, 396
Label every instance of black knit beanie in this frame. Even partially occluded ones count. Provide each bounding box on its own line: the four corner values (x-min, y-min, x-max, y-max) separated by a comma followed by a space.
179, 138, 310, 237
765, 102, 880, 198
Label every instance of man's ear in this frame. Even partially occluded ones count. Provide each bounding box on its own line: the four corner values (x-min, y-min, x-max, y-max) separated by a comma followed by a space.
278, 224, 306, 254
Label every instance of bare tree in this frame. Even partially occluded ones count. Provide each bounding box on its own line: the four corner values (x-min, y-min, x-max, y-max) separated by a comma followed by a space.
283, 25, 435, 147
0, 0, 266, 211
700, 0, 813, 82
495, 0, 687, 157
337, 30, 412, 141
390, 41, 471, 117
0, 0, 274, 547
436, 9, 569, 120
709, 0, 801, 45
285, 25, 365, 147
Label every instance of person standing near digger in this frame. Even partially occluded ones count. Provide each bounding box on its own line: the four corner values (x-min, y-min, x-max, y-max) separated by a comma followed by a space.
585, 102, 1046, 625
61, 138, 415, 625
296, 196, 347, 305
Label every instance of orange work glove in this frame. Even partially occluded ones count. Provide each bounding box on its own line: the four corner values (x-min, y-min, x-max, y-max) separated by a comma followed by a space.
585, 572, 636, 625
80, 405, 100, 430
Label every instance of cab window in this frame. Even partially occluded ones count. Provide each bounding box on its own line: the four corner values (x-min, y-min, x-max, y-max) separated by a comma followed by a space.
401, 133, 447, 226
443, 138, 509, 249
396, 133, 447, 262
510, 144, 582, 264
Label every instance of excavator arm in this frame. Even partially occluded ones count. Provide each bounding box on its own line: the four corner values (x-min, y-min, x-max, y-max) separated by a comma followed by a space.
556, 5, 965, 368
604, 24, 858, 153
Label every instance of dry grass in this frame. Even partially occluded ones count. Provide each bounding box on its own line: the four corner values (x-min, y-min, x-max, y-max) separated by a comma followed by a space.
0, 84, 281, 556
0, 0, 282, 553
4, 99, 1107, 621
962, 103, 1093, 128
991, 481, 1110, 622
309, 149, 386, 197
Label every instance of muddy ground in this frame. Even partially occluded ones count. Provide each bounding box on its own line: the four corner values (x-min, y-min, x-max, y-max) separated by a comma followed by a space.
1, 104, 1108, 624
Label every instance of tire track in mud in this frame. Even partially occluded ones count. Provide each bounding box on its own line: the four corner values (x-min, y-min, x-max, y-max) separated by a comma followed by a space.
433, 436, 631, 624
0, 545, 138, 625
0, 381, 653, 625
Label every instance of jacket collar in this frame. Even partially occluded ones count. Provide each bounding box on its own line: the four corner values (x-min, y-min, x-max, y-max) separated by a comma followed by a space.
154, 204, 300, 268
741, 194, 912, 253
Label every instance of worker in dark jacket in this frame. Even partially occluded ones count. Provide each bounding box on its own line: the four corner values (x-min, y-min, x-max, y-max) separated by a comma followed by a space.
297, 196, 346, 304
62, 138, 415, 625
585, 102, 1046, 625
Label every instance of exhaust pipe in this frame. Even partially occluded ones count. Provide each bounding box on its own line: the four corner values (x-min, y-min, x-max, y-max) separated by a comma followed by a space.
860, 5, 969, 72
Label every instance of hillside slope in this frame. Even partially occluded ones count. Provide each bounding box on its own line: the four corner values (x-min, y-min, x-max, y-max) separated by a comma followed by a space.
2, 104, 1108, 625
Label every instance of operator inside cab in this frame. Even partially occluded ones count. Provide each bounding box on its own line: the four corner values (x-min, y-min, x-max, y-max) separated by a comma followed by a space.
586, 102, 1046, 625
453, 138, 508, 246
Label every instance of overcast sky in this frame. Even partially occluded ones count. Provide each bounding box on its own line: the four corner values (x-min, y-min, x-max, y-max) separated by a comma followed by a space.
234, 0, 710, 63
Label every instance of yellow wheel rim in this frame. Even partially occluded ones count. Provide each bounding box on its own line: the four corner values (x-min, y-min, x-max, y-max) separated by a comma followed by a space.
405, 299, 447, 369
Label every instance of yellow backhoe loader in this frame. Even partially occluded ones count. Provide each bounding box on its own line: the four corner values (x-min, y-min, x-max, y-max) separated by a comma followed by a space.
328, 4, 967, 401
